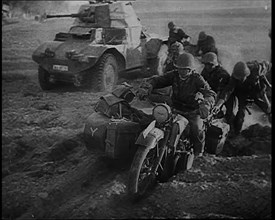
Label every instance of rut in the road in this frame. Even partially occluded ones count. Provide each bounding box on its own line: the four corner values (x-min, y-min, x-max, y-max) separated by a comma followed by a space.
19, 144, 126, 219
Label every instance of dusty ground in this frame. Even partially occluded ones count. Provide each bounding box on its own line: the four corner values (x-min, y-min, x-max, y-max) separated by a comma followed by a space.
2, 1, 272, 219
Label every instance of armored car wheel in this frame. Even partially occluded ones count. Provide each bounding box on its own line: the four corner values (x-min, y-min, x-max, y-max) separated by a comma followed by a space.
91, 53, 118, 92
38, 66, 54, 90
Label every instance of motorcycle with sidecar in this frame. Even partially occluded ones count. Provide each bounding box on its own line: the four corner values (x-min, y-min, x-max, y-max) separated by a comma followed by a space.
83, 83, 230, 199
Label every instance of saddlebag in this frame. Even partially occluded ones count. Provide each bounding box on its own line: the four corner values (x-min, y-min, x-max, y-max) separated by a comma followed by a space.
105, 120, 141, 159
84, 112, 110, 152
205, 119, 230, 155
94, 93, 128, 119
84, 112, 142, 160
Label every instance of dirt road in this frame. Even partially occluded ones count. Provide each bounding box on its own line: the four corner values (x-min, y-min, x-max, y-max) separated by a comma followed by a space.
2, 2, 271, 219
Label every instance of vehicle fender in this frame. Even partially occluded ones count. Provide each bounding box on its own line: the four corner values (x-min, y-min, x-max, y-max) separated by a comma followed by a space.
145, 34, 168, 59
135, 121, 164, 149
174, 114, 189, 135
32, 42, 125, 73
32, 41, 62, 63
80, 45, 125, 64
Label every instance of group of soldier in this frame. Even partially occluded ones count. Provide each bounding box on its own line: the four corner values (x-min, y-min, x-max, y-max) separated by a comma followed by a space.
138, 21, 272, 158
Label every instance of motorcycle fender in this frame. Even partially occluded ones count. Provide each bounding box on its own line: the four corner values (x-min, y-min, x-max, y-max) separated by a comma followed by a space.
173, 114, 189, 145
174, 114, 189, 134
135, 126, 164, 149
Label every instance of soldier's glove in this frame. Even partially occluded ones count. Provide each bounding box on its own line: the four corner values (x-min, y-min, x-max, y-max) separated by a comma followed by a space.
199, 101, 211, 119
137, 88, 149, 100
212, 99, 225, 115
136, 81, 153, 100
195, 92, 204, 103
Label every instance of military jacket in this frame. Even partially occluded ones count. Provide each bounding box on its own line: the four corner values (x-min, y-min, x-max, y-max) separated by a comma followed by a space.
197, 35, 217, 55
148, 70, 216, 111
219, 61, 272, 101
201, 65, 230, 93
168, 27, 189, 45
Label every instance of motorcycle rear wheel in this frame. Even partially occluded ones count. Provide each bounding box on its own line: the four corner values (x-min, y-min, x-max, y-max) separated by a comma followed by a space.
128, 146, 157, 201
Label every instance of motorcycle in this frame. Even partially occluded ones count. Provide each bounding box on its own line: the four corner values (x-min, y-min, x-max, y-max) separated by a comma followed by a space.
127, 95, 230, 200
82, 83, 229, 200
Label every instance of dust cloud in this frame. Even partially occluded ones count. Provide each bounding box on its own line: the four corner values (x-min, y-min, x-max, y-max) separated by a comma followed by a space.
5, 1, 88, 17
133, 0, 271, 13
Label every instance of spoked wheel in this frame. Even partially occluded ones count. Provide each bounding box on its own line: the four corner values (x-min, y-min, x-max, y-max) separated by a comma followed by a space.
128, 146, 158, 201
157, 153, 175, 182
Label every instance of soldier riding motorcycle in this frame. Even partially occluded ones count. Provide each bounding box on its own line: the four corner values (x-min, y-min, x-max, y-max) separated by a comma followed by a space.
127, 53, 230, 200
127, 93, 217, 200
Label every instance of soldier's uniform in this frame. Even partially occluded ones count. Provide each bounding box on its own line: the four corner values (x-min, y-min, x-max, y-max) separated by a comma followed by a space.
201, 65, 230, 94
165, 41, 184, 72
196, 32, 218, 56
145, 65, 216, 155
201, 61, 231, 120
168, 27, 190, 47
219, 60, 272, 134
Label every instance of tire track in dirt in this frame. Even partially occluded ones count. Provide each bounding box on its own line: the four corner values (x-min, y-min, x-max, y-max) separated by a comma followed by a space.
19, 149, 126, 219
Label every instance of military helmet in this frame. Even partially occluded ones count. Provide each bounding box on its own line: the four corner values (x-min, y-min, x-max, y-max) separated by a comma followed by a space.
168, 21, 175, 29
232, 61, 251, 81
202, 52, 218, 66
198, 31, 207, 41
174, 52, 195, 69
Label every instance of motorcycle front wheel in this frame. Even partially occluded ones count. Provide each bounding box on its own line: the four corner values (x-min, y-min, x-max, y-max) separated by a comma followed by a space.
128, 146, 158, 201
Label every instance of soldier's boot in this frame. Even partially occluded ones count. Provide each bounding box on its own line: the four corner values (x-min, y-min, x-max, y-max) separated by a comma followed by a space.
233, 109, 245, 135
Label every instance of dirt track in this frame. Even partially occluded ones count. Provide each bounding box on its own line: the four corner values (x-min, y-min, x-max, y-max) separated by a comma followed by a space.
2, 3, 272, 219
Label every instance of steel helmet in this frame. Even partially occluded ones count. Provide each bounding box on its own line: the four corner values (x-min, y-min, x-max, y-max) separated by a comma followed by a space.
232, 61, 251, 81
174, 52, 195, 69
202, 52, 218, 66
198, 31, 207, 41
168, 21, 175, 29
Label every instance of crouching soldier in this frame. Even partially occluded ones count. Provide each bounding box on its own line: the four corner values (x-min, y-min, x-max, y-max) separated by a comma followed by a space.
195, 31, 218, 57
167, 21, 191, 47
138, 53, 216, 157
213, 60, 272, 135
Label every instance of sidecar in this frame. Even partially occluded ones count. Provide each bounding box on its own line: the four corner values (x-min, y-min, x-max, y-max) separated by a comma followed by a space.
83, 84, 154, 162
83, 112, 142, 161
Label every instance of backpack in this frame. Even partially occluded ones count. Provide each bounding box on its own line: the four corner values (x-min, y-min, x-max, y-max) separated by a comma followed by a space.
94, 84, 152, 124
94, 93, 129, 119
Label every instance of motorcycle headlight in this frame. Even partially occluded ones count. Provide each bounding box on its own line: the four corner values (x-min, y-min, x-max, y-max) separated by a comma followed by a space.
152, 103, 171, 123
